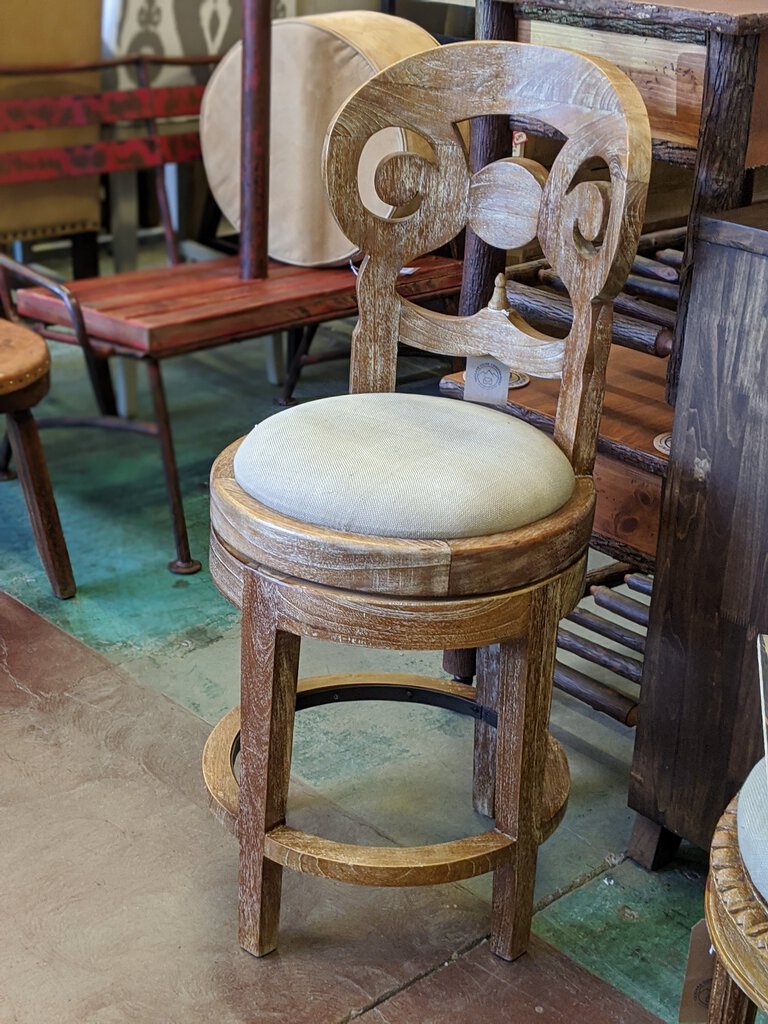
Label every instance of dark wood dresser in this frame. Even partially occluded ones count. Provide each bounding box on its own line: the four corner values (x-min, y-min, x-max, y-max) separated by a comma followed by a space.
629, 203, 768, 859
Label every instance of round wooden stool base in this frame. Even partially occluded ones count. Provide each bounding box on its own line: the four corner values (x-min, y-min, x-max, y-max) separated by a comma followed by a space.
706, 798, 768, 1017
203, 673, 570, 886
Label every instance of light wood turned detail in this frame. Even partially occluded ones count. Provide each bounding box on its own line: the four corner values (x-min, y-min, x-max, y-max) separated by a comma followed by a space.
705, 798, 768, 1021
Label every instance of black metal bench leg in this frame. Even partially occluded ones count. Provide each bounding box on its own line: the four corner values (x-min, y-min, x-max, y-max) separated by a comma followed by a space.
278, 323, 320, 405
146, 358, 201, 575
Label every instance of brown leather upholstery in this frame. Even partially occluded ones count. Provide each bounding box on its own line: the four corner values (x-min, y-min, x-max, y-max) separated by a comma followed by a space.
0, 320, 49, 396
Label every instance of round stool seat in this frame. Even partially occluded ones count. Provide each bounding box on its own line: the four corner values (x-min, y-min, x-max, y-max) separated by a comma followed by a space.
737, 758, 768, 903
233, 393, 576, 540
0, 321, 49, 398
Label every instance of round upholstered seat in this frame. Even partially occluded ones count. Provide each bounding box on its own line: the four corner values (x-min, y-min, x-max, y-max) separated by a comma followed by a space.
0, 320, 49, 398
737, 757, 768, 902
233, 393, 576, 540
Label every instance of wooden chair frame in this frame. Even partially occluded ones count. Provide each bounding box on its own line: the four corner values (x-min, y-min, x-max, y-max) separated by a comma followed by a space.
203, 40, 651, 960
0, 53, 219, 572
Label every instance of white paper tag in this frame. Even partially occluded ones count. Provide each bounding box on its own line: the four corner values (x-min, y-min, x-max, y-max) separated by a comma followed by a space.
678, 919, 715, 1022
464, 355, 511, 406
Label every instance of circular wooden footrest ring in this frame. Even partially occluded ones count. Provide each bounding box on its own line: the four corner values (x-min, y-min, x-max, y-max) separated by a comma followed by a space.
265, 824, 514, 886
202, 673, 570, 868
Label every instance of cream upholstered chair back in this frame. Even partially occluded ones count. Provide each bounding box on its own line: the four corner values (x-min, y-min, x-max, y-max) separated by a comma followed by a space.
323, 41, 651, 476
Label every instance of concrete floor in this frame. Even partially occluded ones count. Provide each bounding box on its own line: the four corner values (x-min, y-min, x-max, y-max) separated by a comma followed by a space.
0, 246, 722, 1021
1, 592, 665, 1023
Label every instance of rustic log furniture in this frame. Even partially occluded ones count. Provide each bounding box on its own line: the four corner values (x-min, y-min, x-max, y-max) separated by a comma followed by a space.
459, 0, 768, 398
201, 40, 651, 958
0, 320, 74, 599
0, 43, 464, 574
705, 789, 768, 1023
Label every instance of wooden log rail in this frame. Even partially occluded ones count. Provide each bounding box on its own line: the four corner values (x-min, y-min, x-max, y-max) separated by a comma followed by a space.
506, 227, 684, 345
553, 572, 652, 726
507, 280, 673, 357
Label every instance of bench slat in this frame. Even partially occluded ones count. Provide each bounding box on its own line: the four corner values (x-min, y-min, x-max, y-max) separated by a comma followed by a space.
0, 133, 202, 185
17, 256, 464, 356
0, 85, 206, 132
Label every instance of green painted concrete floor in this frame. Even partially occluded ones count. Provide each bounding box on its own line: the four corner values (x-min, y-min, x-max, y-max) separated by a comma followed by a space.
0, 255, 740, 1022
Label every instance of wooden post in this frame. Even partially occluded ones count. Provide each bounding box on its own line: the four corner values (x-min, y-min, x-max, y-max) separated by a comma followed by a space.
459, 0, 516, 317
240, 0, 271, 280
630, 210, 768, 859
667, 30, 759, 402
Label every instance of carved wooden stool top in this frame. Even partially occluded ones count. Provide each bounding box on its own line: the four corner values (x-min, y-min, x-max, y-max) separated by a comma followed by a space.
706, 795, 768, 1013
0, 320, 48, 398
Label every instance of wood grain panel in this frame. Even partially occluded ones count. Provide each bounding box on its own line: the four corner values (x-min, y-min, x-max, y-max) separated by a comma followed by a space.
630, 234, 768, 849
591, 454, 661, 560
16, 255, 463, 357
516, 20, 706, 147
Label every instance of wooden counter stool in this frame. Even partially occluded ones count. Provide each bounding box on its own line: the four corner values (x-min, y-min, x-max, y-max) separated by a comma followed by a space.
0, 320, 75, 598
706, 762, 768, 1023
202, 41, 650, 959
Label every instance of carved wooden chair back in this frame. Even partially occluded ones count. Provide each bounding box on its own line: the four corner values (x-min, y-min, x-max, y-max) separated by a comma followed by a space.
323, 41, 651, 476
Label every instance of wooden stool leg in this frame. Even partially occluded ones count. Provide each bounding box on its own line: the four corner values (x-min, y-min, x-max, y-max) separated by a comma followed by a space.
442, 647, 477, 682
491, 583, 560, 961
238, 570, 301, 957
708, 955, 758, 1024
0, 430, 13, 479
473, 643, 498, 817
627, 813, 682, 870
6, 409, 75, 599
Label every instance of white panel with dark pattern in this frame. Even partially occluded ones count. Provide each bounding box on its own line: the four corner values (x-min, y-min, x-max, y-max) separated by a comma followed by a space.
102, 0, 244, 87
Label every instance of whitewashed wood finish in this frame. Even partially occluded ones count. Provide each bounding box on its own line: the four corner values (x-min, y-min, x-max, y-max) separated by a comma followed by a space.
468, 156, 549, 252
210, 441, 596, 599
706, 798, 768, 1019
323, 40, 650, 472
205, 41, 650, 962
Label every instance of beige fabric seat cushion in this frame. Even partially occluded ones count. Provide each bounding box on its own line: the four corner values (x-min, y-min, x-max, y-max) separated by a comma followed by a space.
233, 393, 575, 539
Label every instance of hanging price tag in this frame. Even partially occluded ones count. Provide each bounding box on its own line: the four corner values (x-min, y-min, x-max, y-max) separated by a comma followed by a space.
678, 919, 715, 1022
464, 355, 511, 406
